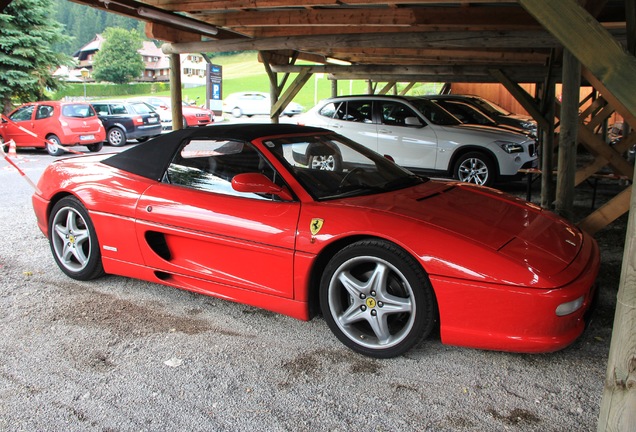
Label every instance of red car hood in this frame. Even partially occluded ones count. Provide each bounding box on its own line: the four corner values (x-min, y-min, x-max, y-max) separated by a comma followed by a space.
343, 181, 583, 277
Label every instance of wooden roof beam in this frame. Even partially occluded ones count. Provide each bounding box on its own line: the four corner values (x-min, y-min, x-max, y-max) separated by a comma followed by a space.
146, 0, 519, 14
195, 7, 539, 30
162, 30, 566, 55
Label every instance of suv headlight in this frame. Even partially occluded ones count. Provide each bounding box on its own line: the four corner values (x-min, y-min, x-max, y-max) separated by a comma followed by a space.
520, 120, 537, 130
496, 141, 524, 154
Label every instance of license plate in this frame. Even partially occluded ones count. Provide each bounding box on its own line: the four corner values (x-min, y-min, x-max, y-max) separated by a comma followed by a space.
148, 118, 158, 123
80, 135, 95, 141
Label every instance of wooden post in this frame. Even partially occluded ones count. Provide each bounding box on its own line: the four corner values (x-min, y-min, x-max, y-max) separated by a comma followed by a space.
597, 179, 636, 431
169, 54, 183, 130
540, 84, 556, 209
555, 49, 580, 219
331, 79, 338, 98
269, 78, 279, 124
261, 52, 279, 124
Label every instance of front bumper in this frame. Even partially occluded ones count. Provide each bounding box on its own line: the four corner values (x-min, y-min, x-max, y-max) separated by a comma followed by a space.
430, 235, 600, 353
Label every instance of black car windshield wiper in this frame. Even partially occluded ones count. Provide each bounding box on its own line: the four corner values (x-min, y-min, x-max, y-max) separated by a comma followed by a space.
383, 175, 427, 190
321, 185, 385, 200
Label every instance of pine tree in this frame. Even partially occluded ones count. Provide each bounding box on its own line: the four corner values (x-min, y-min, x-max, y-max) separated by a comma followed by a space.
0, 0, 72, 113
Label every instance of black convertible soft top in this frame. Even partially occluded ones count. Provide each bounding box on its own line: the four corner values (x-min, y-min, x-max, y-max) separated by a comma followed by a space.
102, 123, 329, 181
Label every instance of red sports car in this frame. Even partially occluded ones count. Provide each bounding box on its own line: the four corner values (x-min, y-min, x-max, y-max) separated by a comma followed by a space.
32, 124, 599, 358
135, 97, 214, 130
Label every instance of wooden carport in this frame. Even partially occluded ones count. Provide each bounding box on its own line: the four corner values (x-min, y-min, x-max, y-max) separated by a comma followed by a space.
33, 0, 636, 428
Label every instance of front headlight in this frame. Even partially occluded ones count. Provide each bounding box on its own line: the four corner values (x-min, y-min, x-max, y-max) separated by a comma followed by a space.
520, 121, 537, 130
496, 141, 524, 154
555, 296, 584, 316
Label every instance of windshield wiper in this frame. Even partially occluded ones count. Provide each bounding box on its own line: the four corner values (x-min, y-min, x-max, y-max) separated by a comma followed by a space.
383, 175, 426, 190
321, 185, 385, 200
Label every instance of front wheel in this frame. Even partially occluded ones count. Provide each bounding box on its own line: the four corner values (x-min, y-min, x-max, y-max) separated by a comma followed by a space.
320, 240, 437, 358
231, 107, 242, 118
46, 134, 64, 156
453, 151, 495, 186
309, 154, 342, 171
48, 196, 104, 281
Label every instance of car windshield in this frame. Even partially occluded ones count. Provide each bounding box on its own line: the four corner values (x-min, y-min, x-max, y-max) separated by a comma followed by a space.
132, 102, 157, 115
471, 97, 512, 116
265, 132, 425, 200
407, 98, 461, 126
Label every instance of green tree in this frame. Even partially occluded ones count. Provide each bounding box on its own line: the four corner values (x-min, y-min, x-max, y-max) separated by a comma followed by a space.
0, 0, 72, 113
92, 28, 145, 85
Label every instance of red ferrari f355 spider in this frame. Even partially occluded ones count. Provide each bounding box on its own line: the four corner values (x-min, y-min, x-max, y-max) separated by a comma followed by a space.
32, 124, 599, 358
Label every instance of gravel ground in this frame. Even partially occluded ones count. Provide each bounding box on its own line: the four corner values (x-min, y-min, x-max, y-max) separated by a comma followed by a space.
0, 149, 626, 431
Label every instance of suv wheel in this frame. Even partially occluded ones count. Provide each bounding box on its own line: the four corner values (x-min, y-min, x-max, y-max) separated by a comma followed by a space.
454, 151, 495, 186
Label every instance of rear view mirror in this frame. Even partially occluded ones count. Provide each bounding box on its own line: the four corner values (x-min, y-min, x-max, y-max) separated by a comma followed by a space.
231, 173, 293, 201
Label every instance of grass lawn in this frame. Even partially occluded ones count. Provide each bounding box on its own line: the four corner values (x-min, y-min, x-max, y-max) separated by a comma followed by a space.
148, 52, 445, 111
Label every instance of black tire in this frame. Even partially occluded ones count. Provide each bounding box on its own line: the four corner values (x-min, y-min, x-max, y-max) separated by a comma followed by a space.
320, 240, 437, 358
107, 127, 127, 147
309, 153, 342, 171
231, 107, 242, 118
46, 134, 65, 156
453, 151, 496, 186
86, 141, 103, 153
48, 196, 104, 281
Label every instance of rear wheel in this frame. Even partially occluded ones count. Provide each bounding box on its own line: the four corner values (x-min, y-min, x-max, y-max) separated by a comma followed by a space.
454, 151, 495, 186
48, 196, 104, 280
320, 240, 437, 358
231, 107, 242, 118
86, 142, 103, 152
107, 127, 126, 147
46, 134, 64, 156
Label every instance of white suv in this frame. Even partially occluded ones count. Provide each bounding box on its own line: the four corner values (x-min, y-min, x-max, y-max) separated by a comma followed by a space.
299, 95, 537, 186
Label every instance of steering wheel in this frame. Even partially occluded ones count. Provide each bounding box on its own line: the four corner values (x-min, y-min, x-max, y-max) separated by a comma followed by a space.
338, 167, 365, 189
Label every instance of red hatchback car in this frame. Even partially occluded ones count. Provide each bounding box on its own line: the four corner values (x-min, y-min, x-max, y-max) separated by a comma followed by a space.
1, 101, 106, 156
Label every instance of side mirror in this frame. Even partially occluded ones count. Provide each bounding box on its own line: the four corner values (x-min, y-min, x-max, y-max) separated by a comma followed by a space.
231, 173, 293, 201
404, 116, 423, 127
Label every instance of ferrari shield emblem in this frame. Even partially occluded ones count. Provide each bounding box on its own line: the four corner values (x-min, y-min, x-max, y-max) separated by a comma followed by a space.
310, 218, 324, 236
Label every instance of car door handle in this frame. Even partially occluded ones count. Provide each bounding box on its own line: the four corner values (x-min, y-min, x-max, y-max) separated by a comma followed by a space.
330, 124, 342, 129
378, 129, 392, 134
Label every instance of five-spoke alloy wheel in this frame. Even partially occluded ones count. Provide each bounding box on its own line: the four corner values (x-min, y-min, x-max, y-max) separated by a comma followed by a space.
49, 196, 104, 281
320, 240, 437, 358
